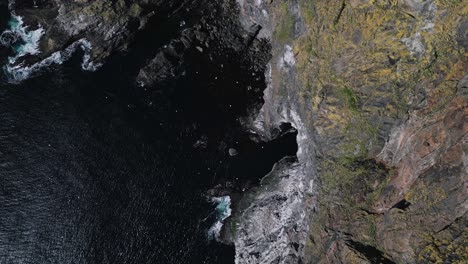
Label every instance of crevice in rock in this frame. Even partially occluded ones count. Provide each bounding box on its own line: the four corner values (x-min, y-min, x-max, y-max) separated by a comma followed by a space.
346, 240, 396, 264
334, 0, 347, 25
391, 199, 411, 211
245, 24, 263, 47
436, 215, 465, 233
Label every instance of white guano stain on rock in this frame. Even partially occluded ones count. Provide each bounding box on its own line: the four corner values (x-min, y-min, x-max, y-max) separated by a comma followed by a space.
279, 45, 295, 69
400, 0, 437, 56
234, 159, 308, 264
234, 59, 315, 263
401, 32, 425, 56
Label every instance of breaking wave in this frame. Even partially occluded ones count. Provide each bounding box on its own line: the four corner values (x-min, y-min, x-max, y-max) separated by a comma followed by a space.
208, 196, 232, 241
1, 15, 44, 61
2, 0, 102, 83
4, 39, 102, 83
2, 0, 43, 61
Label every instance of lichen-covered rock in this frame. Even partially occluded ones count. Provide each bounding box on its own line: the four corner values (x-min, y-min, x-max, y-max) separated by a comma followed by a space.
234, 0, 467, 263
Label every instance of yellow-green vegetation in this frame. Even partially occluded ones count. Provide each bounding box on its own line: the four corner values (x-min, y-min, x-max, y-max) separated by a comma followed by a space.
271, 0, 466, 262
320, 157, 366, 193
320, 156, 390, 205
405, 179, 448, 208
290, 0, 467, 157
418, 230, 468, 263
366, 214, 377, 245
80, 1, 115, 22
273, 2, 295, 44
129, 3, 142, 18
290, 0, 466, 230
340, 86, 359, 112
74, 0, 138, 24
315, 158, 388, 246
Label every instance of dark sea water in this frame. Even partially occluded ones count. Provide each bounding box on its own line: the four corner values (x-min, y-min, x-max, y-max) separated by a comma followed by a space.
0, 2, 297, 264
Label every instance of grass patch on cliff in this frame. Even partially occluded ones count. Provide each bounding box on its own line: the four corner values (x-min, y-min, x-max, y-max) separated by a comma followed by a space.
129, 3, 142, 17
321, 157, 390, 200
340, 86, 359, 112
274, 2, 295, 44
320, 156, 367, 193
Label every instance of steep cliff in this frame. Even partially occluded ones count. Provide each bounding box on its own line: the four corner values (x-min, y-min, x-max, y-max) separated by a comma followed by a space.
234, 0, 467, 263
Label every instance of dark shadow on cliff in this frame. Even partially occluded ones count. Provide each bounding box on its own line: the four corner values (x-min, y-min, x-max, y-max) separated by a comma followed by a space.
346, 240, 396, 264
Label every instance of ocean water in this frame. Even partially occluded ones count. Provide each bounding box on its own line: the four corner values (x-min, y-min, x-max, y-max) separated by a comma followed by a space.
0, 2, 297, 264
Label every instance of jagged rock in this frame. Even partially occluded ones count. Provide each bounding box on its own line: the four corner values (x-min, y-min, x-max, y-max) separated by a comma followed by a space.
136, 0, 271, 89
8, 0, 195, 67
227, 2, 318, 264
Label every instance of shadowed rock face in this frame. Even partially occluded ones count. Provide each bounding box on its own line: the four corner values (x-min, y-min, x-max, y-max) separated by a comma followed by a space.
8, 0, 238, 74
2, 0, 198, 81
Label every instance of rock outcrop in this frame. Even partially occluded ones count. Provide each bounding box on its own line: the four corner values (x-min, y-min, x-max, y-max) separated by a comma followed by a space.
231, 157, 310, 264
136, 0, 270, 89
11, 0, 170, 64
154, 0, 465, 263
3, 0, 212, 81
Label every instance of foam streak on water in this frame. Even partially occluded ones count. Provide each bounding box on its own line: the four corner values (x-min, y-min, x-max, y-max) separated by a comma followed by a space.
5, 39, 102, 83
208, 196, 232, 241
2, 0, 101, 83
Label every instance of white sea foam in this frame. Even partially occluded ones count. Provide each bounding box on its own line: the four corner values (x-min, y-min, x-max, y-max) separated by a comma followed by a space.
78, 39, 103, 71
207, 196, 232, 240
3, 0, 101, 83
3, 15, 45, 63
4, 39, 102, 83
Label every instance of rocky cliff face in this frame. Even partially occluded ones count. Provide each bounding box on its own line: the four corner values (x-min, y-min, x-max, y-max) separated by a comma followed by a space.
224, 1, 317, 263
235, 0, 467, 263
